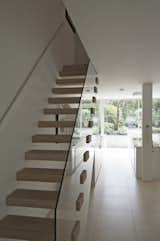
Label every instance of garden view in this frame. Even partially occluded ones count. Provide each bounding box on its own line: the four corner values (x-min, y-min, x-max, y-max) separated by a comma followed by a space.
81, 99, 160, 147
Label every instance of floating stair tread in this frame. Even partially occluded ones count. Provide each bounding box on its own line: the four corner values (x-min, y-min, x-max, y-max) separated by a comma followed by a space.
25, 150, 67, 161
62, 64, 87, 72
60, 69, 87, 76
48, 97, 80, 104
43, 108, 78, 115
38, 120, 75, 128
0, 215, 54, 241
56, 78, 85, 86
32, 134, 72, 143
0, 215, 53, 231
17, 168, 63, 182
0, 227, 52, 241
52, 87, 83, 94
7, 189, 58, 209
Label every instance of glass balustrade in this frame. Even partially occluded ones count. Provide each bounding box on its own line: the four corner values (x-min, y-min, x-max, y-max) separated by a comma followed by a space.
55, 61, 99, 241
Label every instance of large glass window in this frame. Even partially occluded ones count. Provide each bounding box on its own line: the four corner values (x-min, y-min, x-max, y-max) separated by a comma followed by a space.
103, 99, 142, 147
152, 98, 160, 145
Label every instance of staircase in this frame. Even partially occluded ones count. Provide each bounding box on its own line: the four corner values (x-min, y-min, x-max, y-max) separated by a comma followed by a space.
0, 64, 88, 241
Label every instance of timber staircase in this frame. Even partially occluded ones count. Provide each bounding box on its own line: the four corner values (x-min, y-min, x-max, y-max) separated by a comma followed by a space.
0, 64, 88, 241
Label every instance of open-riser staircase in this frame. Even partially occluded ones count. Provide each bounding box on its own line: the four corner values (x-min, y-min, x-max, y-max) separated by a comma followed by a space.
0, 64, 98, 241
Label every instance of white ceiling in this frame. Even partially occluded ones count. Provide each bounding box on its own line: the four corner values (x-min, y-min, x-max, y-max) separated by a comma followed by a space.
64, 0, 160, 98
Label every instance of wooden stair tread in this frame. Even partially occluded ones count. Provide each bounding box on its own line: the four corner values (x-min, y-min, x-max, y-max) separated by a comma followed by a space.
32, 134, 72, 143
62, 64, 87, 71
7, 189, 58, 209
17, 168, 63, 182
0, 227, 53, 241
25, 150, 67, 161
0, 215, 53, 231
52, 87, 83, 94
38, 120, 75, 128
56, 78, 85, 85
43, 108, 78, 115
60, 69, 87, 76
48, 97, 80, 104
0, 215, 54, 241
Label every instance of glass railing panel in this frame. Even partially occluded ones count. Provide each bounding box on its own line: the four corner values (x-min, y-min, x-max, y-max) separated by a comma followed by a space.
55, 61, 98, 241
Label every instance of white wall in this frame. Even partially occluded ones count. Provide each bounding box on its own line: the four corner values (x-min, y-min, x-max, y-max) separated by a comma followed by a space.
75, 35, 89, 65
0, 0, 64, 120
0, 0, 84, 217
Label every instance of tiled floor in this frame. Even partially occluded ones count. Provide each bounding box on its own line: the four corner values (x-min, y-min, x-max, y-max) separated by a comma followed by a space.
86, 148, 160, 241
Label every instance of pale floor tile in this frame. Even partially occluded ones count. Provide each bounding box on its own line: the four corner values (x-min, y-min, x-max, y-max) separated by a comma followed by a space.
86, 148, 160, 241
95, 211, 134, 231
132, 209, 160, 232
90, 196, 132, 212
88, 227, 136, 241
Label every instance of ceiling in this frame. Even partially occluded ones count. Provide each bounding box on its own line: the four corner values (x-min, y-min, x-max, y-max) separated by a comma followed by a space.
64, 0, 160, 98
